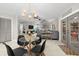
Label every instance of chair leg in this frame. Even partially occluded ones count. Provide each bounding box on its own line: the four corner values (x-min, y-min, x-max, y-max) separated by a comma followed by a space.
34, 52, 45, 56
26, 45, 29, 49
36, 53, 39, 56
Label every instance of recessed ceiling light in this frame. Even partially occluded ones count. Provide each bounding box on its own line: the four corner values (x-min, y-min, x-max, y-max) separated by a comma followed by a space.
21, 9, 27, 16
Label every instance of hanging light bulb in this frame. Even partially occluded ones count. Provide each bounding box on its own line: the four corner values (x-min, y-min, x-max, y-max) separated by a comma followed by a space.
32, 10, 37, 17
23, 9, 27, 13
28, 15, 32, 18
34, 13, 38, 17
21, 9, 27, 17
22, 12, 25, 17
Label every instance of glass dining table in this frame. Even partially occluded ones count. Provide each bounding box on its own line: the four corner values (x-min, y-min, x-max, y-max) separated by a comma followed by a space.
24, 32, 37, 55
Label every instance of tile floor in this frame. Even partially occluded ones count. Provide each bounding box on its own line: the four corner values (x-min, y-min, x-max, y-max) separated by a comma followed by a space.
44, 40, 66, 56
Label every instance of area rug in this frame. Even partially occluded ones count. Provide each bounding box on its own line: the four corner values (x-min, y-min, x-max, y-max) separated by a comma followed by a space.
59, 45, 79, 56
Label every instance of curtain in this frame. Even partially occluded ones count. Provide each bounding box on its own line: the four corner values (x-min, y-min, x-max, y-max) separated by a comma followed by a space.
0, 18, 11, 42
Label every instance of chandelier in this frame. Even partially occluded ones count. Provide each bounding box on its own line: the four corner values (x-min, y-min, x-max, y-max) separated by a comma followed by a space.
21, 8, 41, 20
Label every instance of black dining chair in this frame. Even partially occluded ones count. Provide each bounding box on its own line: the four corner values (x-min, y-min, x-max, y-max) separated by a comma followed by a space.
3, 43, 15, 56
17, 35, 29, 47
2, 42, 28, 56
32, 40, 46, 56
32, 35, 42, 45
18, 35, 24, 39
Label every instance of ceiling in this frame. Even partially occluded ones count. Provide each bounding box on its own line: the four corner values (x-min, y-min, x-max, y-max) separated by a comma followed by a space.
0, 3, 79, 21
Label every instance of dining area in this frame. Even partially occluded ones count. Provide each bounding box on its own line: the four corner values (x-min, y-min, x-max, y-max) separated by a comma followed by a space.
0, 3, 70, 56
0, 20, 66, 56
0, 16, 66, 56
1, 29, 66, 56
2, 27, 46, 56
17, 31, 46, 56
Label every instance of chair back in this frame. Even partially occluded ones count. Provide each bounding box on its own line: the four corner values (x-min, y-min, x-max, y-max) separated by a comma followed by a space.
37, 36, 42, 44
39, 36, 42, 42
17, 38, 25, 46
17, 35, 29, 46
18, 35, 24, 39
37, 35, 42, 42
17, 35, 25, 45
2, 43, 15, 56
40, 40, 46, 53
32, 35, 42, 45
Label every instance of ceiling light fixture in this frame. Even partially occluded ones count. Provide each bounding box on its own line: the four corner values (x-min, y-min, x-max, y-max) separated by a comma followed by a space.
21, 4, 42, 20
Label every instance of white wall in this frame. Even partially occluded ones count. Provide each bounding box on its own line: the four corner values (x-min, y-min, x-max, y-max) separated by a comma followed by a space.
12, 17, 18, 41
71, 4, 79, 12
59, 18, 62, 41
